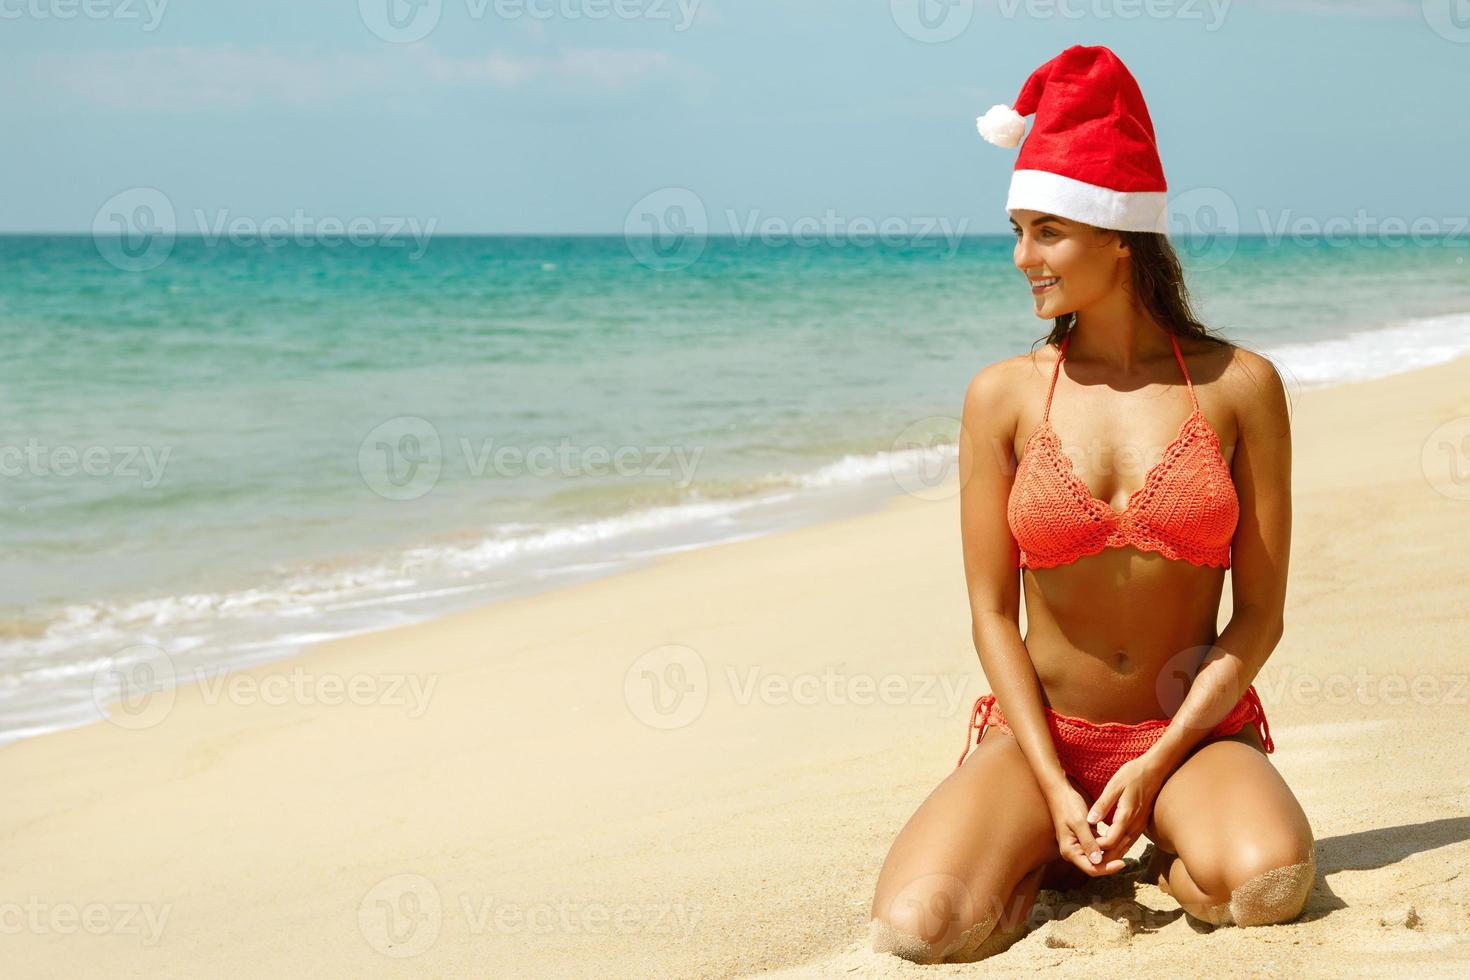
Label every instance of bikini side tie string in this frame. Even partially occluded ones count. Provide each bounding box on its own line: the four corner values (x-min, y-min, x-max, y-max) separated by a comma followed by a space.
956, 694, 995, 769
1244, 685, 1274, 753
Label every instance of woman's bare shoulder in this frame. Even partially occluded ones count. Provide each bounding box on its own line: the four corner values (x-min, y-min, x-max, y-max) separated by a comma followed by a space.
963, 348, 1047, 416
1210, 341, 1291, 436
962, 346, 1055, 449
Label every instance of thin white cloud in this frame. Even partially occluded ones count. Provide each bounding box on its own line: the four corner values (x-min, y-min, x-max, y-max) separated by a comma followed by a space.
424, 46, 683, 89
1248, 0, 1419, 16
20, 43, 693, 113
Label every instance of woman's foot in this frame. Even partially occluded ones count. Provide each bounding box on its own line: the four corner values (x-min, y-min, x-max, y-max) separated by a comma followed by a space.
1136, 842, 1175, 897
1039, 858, 1090, 892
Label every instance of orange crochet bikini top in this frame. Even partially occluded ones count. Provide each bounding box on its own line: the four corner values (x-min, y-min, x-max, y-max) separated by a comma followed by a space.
1007, 331, 1239, 570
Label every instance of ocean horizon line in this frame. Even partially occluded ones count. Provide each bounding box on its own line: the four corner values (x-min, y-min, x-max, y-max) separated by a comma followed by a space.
2, 231, 1394, 241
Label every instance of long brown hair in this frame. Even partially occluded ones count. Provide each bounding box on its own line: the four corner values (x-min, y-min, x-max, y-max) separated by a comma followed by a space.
1034, 229, 1233, 352
1028, 229, 1297, 420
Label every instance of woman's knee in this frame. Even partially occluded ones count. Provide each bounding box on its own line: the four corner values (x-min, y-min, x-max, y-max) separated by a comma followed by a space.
869, 869, 1012, 963
869, 737, 1055, 961
870, 860, 1047, 963
1193, 845, 1317, 927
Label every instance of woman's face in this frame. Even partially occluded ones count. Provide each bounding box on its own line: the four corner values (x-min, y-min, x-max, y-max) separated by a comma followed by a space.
1010, 209, 1130, 319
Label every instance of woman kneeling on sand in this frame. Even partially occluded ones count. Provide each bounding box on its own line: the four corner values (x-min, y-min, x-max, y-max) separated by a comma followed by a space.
869, 45, 1314, 963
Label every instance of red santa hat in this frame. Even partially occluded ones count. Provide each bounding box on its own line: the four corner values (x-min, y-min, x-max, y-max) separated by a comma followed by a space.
976, 45, 1169, 234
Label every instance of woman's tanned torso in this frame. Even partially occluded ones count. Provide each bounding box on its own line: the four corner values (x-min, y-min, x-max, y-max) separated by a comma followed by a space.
1010, 340, 1239, 724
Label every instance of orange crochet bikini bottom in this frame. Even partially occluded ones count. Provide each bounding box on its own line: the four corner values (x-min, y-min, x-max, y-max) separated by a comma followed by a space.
955, 685, 1274, 821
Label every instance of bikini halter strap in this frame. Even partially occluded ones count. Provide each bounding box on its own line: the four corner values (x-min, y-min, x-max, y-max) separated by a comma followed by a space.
1168, 333, 1201, 413
1041, 332, 1070, 424
1044, 331, 1199, 422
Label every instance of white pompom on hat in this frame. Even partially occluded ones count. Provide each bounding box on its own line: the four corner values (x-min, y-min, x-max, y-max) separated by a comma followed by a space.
976, 104, 1027, 148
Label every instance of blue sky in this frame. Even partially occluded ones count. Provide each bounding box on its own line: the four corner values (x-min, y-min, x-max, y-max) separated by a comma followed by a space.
2, 0, 1466, 234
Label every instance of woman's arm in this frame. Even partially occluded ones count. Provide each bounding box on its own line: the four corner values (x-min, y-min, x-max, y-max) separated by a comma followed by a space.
958, 356, 1072, 801
1144, 348, 1293, 775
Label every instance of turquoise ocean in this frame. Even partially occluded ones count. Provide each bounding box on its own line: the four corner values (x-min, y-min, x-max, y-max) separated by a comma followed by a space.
3, 233, 1469, 744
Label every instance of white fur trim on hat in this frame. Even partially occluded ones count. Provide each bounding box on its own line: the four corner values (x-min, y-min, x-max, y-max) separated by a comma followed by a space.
976, 104, 1026, 148
1006, 168, 1169, 234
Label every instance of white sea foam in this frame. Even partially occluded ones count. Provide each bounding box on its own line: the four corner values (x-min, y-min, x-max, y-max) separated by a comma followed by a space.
1258, 312, 1470, 389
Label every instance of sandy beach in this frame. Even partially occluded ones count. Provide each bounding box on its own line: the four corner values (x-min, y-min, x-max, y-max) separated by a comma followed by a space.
4, 349, 1469, 979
